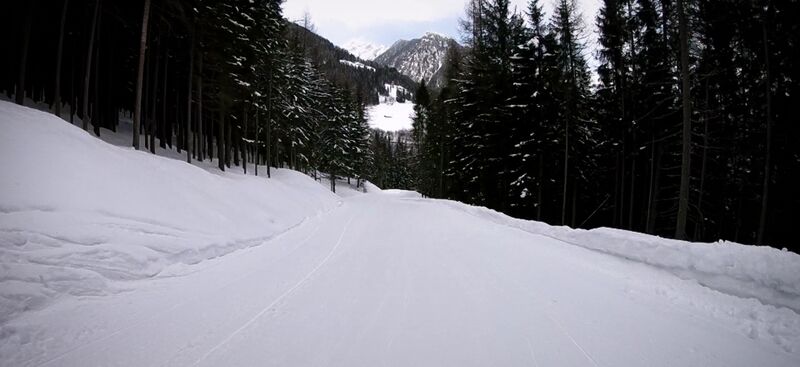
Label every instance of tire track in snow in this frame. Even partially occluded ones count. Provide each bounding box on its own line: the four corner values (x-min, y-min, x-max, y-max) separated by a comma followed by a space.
192, 214, 357, 366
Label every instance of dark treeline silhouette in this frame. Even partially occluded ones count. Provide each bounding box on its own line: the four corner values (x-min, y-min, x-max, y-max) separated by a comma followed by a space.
2, 0, 373, 192
412, 0, 799, 250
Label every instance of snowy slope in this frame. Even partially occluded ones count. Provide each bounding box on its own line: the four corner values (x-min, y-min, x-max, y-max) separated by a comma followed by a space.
0, 101, 339, 325
343, 39, 388, 61
2, 101, 800, 366
443, 201, 800, 314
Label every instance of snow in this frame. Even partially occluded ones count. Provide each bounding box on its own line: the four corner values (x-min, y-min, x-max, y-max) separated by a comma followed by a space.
0, 101, 339, 325
367, 101, 415, 132
440, 201, 800, 314
366, 83, 415, 131
2, 100, 800, 366
342, 39, 388, 61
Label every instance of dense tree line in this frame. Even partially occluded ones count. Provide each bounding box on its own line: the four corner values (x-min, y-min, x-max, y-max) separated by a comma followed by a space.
367, 129, 417, 190
3, 0, 372, 192
412, 0, 799, 249
286, 23, 418, 106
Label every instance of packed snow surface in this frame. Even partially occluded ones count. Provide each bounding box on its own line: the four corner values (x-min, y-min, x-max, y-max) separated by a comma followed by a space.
2, 101, 800, 366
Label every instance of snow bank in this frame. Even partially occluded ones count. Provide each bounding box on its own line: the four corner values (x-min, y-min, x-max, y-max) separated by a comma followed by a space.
382, 189, 422, 198
0, 101, 339, 323
440, 200, 800, 314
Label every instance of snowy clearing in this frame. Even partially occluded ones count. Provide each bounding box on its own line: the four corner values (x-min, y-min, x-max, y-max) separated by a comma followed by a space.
367, 102, 414, 131
1, 101, 799, 366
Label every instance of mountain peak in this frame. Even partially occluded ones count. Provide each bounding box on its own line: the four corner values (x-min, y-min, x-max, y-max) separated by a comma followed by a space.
422, 32, 449, 39
374, 32, 461, 88
342, 39, 388, 61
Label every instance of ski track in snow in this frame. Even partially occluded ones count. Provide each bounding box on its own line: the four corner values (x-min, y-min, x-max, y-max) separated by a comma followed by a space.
193, 214, 357, 365
32, 213, 332, 367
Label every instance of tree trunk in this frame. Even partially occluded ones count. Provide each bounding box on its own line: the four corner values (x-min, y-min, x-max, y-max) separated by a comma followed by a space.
92, 25, 101, 137
186, 28, 194, 164
646, 144, 663, 234
225, 113, 232, 168
675, 0, 693, 240
53, 0, 70, 116
537, 154, 544, 221
266, 67, 272, 178
82, 0, 101, 130
16, 1, 36, 105
133, 0, 151, 150
561, 118, 569, 225
255, 109, 259, 176
243, 106, 248, 174
160, 47, 169, 149
197, 56, 204, 161
757, 6, 772, 245
70, 34, 76, 124
218, 109, 226, 171
695, 81, 710, 240
628, 158, 636, 229
149, 39, 160, 155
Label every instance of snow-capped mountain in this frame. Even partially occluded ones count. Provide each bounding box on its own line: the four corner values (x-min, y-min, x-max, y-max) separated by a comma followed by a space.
374, 32, 459, 88
343, 39, 388, 61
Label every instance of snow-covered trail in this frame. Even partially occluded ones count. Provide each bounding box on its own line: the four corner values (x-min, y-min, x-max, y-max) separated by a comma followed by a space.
8, 193, 798, 367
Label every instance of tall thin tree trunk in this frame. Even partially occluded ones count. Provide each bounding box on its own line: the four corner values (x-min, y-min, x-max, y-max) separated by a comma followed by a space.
225, 113, 232, 168
197, 56, 204, 161
149, 41, 159, 154
186, 28, 194, 164
218, 109, 226, 171
628, 159, 636, 229
675, 0, 693, 240
266, 67, 272, 178
537, 154, 544, 221
561, 118, 569, 225
70, 35, 76, 124
255, 109, 259, 176
757, 7, 773, 245
243, 106, 248, 174
133, 0, 151, 150
54, 0, 70, 117
16, 1, 35, 105
439, 139, 445, 198
160, 47, 168, 149
92, 21, 102, 137
647, 144, 663, 234
695, 82, 710, 239
82, 0, 101, 131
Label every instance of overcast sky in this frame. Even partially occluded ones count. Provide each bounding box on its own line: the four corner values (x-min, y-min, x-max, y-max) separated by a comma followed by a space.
283, 0, 602, 54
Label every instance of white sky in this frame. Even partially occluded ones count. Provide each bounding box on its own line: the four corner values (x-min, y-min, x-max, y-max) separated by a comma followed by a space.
283, 0, 602, 56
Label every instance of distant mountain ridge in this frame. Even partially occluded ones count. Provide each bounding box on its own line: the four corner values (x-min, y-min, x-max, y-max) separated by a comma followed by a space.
374, 33, 461, 89
287, 23, 417, 105
343, 39, 388, 61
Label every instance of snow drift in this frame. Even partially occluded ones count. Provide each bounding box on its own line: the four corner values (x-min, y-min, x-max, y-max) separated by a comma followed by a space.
0, 101, 339, 323
439, 200, 800, 313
